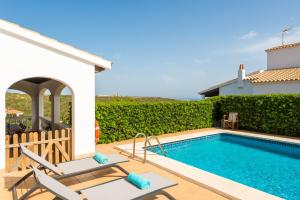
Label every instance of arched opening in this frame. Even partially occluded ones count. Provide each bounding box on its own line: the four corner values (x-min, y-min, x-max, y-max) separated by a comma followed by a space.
5, 77, 74, 172
5, 89, 32, 134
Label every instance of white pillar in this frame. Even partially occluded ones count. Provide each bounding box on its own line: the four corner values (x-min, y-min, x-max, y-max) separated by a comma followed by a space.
53, 93, 60, 124
31, 93, 40, 131
9, 81, 40, 131
38, 90, 44, 130
50, 93, 60, 130
50, 95, 54, 131
73, 75, 95, 159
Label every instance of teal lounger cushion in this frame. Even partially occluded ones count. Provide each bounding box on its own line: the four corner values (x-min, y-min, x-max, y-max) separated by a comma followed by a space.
93, 152, 108, 164
127, 172, 151, 189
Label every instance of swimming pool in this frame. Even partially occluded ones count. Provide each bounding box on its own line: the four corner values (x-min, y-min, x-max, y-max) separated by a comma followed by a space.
148, 133, 300, 200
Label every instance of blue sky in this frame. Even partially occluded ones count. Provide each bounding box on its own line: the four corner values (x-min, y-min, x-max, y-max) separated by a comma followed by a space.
2, 0, 300, 99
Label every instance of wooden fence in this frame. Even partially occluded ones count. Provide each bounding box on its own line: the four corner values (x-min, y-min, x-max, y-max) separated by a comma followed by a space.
5, 128, 72, 173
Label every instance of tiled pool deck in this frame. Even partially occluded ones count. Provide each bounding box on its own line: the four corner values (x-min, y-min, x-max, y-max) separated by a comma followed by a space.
1, 128, 299, 199
0, 128, 228, 200
116, 129, 300, 200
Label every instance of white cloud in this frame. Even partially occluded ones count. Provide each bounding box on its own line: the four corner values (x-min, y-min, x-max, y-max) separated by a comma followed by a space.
240, 31, 258, 40
237, 27, 300, 54
238, 36, 278, 53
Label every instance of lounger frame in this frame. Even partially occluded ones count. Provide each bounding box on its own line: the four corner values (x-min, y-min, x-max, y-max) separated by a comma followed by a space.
76, 175, 177, 200
30, 167, 177, 200
10, 145, 129, 200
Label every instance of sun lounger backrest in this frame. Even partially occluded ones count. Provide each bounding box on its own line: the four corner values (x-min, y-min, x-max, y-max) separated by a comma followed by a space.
20, 144, 62, 175
32, 167, 81, 200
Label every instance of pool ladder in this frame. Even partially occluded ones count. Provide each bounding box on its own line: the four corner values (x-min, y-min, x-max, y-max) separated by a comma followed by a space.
132, 133, 166, 163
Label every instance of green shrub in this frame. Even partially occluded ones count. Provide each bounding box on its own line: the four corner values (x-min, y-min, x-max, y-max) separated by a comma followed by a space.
206, 94, 300, 137
95, 101, 213, 143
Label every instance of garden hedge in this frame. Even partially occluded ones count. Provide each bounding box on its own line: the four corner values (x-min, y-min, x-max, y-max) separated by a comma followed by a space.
95, 101, 213, 143
95, 94, 300, 143
207, 94, 300, 137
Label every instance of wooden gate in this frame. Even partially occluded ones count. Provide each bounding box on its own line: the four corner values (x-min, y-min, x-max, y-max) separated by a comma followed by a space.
5, 128, 72, 173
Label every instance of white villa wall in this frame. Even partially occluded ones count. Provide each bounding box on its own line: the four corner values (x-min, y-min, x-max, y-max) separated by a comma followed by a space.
267, 46, 300, 69
219, 80, 300, 96
252, 81, 300, 94
219, 80, 253, 95
0, 31, 96, 169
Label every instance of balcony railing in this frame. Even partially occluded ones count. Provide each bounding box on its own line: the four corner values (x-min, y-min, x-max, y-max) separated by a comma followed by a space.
6, 115, 70, 135
39, 116, 69, 131
6, 115, 32, 134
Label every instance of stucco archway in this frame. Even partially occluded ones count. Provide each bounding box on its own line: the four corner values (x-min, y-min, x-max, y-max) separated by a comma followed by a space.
4, 77, 74, 172
6, 77, 74, 132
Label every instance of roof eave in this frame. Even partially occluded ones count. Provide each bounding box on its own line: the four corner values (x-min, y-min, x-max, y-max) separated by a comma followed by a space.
198, 79, 237, 95
95, 64, 111, 73
0, 19, 112, 72
198, 87, 219, 95
92, 59, 112, 72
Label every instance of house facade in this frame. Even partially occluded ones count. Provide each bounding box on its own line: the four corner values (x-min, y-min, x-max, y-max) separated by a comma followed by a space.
0, 19, 112, 170
199, 42, 300, 97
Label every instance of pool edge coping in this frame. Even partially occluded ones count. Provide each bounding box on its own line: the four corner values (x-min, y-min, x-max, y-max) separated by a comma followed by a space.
115, 129, 296, 200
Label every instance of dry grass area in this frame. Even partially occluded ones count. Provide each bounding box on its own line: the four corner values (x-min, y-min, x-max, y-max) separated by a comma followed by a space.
0, 128, 228, 200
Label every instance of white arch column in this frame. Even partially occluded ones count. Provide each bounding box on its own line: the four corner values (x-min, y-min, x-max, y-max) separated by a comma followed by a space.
39, 80, 65, 131
9, 81, 40, 131
50, 93, 60, 130
38, 89, 45, 130
52, 85, 65, 125
31, 92, 40, 131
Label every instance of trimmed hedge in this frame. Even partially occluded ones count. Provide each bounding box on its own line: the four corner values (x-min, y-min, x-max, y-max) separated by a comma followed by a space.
95, 101, 213, 143
207, 94, 300, 137
95, 94, 300, 143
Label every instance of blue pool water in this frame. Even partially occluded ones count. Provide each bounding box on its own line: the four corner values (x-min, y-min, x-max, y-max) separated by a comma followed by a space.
148, 134, 300, 199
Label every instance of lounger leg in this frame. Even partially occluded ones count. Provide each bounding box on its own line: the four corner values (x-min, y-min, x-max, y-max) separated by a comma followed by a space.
141, 190, 176, 200
114, 165, 130, 175
8, 165, 45, 191
18, 184, 40, 200
12, 186, 18, 200
8, 170, 34, 191
160, 191, 176, 200
11, 184, 39, 200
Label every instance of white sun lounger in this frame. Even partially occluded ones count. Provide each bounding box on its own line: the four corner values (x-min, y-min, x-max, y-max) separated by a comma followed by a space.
30, 167, 177, 200
10, 144, 129, 199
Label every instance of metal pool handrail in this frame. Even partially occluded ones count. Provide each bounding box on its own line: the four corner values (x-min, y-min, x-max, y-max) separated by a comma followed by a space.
146, 136, 167, 157
132, 132, 147, 160
132, 133, 166, 163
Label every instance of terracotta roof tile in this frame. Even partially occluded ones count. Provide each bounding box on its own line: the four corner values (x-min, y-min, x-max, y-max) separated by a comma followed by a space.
244, 67, 300, 83
265, 42, 300, 52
